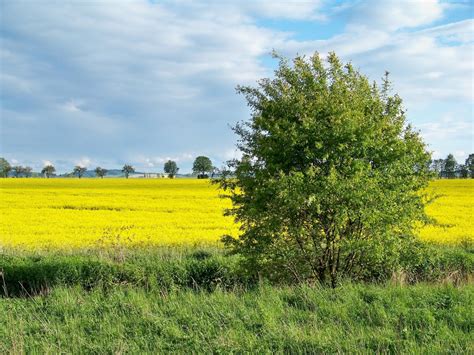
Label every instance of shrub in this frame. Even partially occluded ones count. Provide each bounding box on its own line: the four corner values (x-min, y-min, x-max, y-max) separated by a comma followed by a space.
219, 52, 433, 286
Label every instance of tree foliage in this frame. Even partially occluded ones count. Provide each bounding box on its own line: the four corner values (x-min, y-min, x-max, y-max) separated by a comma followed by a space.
164, 160, 179, 178
12, 166, 25, 178
465, 154, 474, 178
429, 159, 444, 177
122, 164, 135, 178
73, 166, 87, 178
193, 156, 213, 178
95, 167, 108, 178
218, 52, 432, 286
23, 166, 32, 177
41, 165, 56, 178
0, 158, 11, 177
443, 154, 457, 178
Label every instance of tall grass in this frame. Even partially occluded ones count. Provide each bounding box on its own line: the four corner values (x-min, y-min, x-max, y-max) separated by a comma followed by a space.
1, 243, 472, 297
1, 283, 472, 353
1, 245, 472, 352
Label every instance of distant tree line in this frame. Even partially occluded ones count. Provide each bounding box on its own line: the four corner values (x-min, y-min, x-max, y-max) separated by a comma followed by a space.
429, 153, 474, 178
0, 156, 219, 179
2, 154, 473, 180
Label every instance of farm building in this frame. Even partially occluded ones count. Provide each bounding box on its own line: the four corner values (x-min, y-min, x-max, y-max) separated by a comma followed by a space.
129, 172, 165, 178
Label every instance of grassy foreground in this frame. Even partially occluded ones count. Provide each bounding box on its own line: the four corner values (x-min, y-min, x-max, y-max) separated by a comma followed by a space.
2, 283, 473, 353
1, 245, 473, 353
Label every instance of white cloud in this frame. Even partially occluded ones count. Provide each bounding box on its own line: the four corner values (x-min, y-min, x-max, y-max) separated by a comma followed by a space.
218, 148, 243, 162
454, 150, 467, 162
75, 157, 91, 168
418, 115, 472, 141
61, 99, 83, 113
418, 19, 474, 44
245, 0, 324, 20
283, 18, 473, 104
348, 0, 444, 31
134, 153, 196, 170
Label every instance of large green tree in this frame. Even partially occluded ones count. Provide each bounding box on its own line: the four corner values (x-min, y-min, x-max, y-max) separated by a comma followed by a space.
164, 160, 179, 178
0, 157, 11, 177
218, 52, 432, 286
193, 156, 213, 178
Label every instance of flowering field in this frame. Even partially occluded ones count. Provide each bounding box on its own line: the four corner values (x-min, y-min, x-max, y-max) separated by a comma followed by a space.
419, 179, 473, 244
0, 179, 237, 250
0, 178, 472, 250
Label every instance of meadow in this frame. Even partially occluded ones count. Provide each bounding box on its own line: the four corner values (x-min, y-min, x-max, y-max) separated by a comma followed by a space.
0, 178, 472, 250
1, 178, 473, 352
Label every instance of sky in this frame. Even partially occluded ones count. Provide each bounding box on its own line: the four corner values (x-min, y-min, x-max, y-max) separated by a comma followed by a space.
1, 0, 473, 173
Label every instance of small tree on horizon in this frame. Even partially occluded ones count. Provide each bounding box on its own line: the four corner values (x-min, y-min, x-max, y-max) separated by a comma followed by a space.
0, 157, 11, 178
465, 154, 474, 178
122, 164, 135, 178
218, 52, 432, 287
429, 159, 445, 177
23, 166, 32, 177
41, 165, 56, 178
192, 156, 213, 178
444, 154, 457, 178
73, 166, 87, 178
12, 166, 24, 178
95, 167, 108, 178
164, 160, 179, 178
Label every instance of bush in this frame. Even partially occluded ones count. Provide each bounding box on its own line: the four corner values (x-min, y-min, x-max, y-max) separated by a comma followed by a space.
219, 52, 432, 286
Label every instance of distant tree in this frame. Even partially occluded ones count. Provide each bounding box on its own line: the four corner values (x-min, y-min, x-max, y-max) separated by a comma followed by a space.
459, 164, 469, 178
0, 157, 11, 177
23, 166, 32, 177
429, 159, 445, 177
465, 154, 474, 178
211, 166, 220, 178
94, 167, 108, 178
444, 154, 457, 178
164, 160, 179, 178
192, 156, 213, 178
217, 52, 432, 286
12, 166, 24, 178
73, 166, 87, 178
41, 165, 56, 178
122, 164, 135, 178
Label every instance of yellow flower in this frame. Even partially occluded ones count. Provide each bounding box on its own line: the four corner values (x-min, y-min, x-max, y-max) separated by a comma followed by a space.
0, 178, 238, 251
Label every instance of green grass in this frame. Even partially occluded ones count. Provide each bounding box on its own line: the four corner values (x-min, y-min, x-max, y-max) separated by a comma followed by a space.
1, 283, 473, 353
1, 245, 473, 353
1, 243, 472, 297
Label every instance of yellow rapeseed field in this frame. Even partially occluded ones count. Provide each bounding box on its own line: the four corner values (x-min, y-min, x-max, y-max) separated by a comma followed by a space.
0, 178, 472, 250
0, 179, 238, 250
420, 179, 473, 244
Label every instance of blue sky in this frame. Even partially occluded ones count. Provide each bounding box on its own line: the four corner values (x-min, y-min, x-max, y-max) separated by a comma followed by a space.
1, 0, 472, 173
